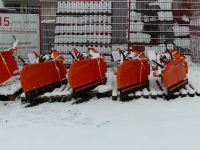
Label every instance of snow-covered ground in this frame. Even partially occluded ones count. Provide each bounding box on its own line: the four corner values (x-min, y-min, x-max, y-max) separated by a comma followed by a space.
0, 65, 200, 150
1, 96, 200, 150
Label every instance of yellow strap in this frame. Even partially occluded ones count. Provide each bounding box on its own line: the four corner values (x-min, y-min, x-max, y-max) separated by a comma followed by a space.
0, 52, 12, 77
139, 60, 145, 88
97, 59, 103, 83
172, 51, 177, 56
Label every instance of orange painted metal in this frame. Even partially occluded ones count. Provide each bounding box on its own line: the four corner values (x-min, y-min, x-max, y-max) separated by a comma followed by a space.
116, 53, 150, 92
68, 58, 106, 91
0, 51, 18, 84
51, 49, 65, 62
20, 60, 66, 93
162, 50, 188, 91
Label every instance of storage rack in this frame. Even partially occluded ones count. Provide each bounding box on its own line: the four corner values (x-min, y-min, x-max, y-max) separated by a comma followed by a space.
128, 0, 150, 51
173, 0, 191, 54
54, 1, 112, 63
128, 0, 191, 53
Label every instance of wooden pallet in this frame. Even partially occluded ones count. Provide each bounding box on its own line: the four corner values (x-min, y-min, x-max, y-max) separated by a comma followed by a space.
20, 73, 200, 103
0, 76, 22, 101
21, 83, 73, 103
113, 77, 200, 101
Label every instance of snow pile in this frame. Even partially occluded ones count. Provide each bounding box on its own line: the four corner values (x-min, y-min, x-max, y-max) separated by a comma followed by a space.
190, 18, 200, 26
130, 33, 151, 43
188, 64, 200, 93
145, 44, 174, 54
158, 11, 173, 21
57, 16, 112, 24
55, 33, 112, 44
150, 0, 172, 10
182, 15, 190, 22
174, 38, 191, 48
146, 48, 157, 60
112, 44, 128, 51
0, 76, 21, 96
56, 25, 111, 34
93, 70, 114, 93
148, 44, 166, 53
54, 44, 112, 61
173, 25, 190, 36
0, 1, 3, 8
130, 12, 141, 22
145, 46, 157, 52
130, 0, 136, 10
57, 1, 112, 14
41, 20, 55, 24
130, 22, 144, 32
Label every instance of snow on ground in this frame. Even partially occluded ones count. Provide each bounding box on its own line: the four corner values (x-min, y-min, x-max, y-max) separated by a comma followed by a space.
1, 97, 200, 150
1, 66, 200, 150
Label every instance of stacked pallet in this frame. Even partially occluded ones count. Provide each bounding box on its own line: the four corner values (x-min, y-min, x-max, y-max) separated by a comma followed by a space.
21, 84, 72, 103
19, 69, 200, 103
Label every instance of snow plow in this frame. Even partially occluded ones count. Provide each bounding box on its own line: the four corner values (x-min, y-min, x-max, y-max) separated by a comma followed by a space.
151, 44, 189, 99
20, 50, 68, 104
111, 45, 200, 101
162, 50, 188, 94
0, 41, 22, 100
68, 48, 107, 102
113, 48, 150, 101
0, 50, 19, 84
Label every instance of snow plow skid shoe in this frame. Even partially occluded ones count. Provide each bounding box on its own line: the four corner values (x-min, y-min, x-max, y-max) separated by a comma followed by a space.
20, 60, 67, 102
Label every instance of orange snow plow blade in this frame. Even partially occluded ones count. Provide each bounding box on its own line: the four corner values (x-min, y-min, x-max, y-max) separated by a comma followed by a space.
162, 54, 188, 93
117, 59, 150, 93
20, 60, 67, 99
0, 51, 18, 84
68, 58, 107, 92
